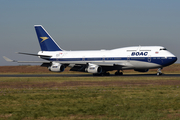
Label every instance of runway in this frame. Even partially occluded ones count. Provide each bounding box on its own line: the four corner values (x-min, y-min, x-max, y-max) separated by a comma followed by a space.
1, 73, 180, 77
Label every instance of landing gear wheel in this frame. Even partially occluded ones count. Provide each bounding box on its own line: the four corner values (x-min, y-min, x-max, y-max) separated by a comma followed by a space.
115, 70, 123, 76
157, 72, 162, 76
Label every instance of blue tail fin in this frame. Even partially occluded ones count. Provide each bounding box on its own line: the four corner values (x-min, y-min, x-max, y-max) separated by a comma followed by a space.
34, 25, 63, 51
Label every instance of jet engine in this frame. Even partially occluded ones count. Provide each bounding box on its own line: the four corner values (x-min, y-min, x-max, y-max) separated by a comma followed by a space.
134, 69, 149, 72
86, 63, 102, 74
48, 63, 65, 72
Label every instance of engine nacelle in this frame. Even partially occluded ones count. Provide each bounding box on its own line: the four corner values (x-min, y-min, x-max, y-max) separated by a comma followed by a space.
86, 63, 102, 74
134, 69, 149, 72
48, 63, 65, 72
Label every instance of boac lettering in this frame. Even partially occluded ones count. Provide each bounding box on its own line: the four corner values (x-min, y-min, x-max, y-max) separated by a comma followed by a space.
131, 52, 148, 56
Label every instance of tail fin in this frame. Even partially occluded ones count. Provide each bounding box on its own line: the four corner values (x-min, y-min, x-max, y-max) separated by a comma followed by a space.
34, 25, 63, 51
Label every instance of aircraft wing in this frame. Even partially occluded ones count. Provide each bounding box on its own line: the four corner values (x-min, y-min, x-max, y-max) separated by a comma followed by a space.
3, 56, 50, 63
4, 55, 133, 67
66, 61, 132, 67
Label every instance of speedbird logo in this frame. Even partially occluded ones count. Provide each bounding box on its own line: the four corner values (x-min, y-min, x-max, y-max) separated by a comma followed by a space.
40, 37, 49, 43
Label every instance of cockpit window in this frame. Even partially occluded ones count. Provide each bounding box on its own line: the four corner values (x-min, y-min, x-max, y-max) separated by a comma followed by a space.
160, 48, 167, 50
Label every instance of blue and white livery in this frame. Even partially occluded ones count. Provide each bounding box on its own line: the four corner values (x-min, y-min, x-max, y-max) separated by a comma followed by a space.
4, 25, 177, 76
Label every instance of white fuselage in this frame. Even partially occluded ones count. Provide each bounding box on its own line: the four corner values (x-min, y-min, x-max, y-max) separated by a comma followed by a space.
38, 46, 177, 70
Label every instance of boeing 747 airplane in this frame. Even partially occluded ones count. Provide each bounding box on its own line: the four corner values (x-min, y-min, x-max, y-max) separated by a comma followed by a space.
3, 25, 177, 76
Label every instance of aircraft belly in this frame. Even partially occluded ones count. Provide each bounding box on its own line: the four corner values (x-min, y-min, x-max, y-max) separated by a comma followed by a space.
129, 60, 161, 69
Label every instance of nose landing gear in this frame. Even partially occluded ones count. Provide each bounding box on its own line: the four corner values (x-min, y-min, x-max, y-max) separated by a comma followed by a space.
157, 68, 163, 76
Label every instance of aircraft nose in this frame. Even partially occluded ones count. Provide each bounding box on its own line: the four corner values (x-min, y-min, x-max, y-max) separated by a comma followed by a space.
174, 56, 178, 63
170, 56, 177, 65
163, 56, 177, 67
170, 53, 177, 64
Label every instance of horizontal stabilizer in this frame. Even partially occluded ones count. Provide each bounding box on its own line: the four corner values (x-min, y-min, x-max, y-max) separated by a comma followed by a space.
3, 56, 16, 62
3, 56, 50, 63
18, 52, 52, 57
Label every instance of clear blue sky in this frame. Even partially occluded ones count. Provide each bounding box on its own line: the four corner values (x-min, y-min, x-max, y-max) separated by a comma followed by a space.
0, 0, 180, 66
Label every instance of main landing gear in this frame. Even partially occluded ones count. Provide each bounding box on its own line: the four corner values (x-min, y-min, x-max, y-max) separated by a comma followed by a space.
157, 68, 163, 76
115, 70, 123, 76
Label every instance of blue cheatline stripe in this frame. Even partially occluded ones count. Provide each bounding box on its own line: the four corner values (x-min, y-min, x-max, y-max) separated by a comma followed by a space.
46, 57, 177, 66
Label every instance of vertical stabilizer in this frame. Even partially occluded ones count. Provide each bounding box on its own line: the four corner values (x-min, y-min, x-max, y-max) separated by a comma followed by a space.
35, 25, 63, 51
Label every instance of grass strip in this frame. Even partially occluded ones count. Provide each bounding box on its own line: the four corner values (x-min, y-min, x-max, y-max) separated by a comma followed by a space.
0, 77, 180, 120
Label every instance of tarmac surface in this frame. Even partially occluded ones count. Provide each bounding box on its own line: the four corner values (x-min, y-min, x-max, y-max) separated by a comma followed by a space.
0, 74, 180, 77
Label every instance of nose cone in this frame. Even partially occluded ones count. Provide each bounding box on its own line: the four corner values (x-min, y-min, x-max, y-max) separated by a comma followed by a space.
163, 56, 177, 67
171, 53, 178, 64
173, 56, 178, 64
